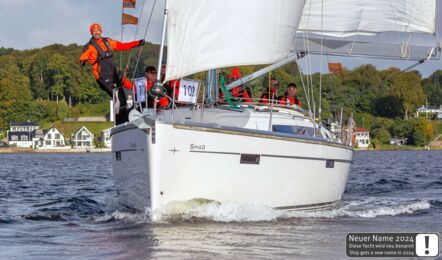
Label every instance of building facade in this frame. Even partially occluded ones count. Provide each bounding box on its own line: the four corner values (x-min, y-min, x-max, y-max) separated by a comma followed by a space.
101, 127, 112, 148
32, 127, 66, 149
7, 121, 40, 148
354, 127, 370, 149
71, 126, 94, 148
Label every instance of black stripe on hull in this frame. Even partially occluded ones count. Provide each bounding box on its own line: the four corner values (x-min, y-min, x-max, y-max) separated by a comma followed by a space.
189, 150, 353, 164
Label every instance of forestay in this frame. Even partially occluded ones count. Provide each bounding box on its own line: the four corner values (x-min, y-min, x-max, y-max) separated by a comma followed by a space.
295, 0, 440, 60
164, 0, 306, 81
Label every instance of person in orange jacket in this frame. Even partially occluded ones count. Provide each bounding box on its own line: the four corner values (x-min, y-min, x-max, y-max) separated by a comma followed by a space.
122, 66, 170, 108
260, 78, 279, 104
230, 67, 253, 103
280, 83, 302, 107
80, 23, 144, 124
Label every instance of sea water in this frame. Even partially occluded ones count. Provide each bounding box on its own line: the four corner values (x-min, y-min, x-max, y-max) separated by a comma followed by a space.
0, 151, 441, 259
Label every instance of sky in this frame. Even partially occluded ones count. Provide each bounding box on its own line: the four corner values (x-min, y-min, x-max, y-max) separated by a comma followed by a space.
0, 0, 441, 77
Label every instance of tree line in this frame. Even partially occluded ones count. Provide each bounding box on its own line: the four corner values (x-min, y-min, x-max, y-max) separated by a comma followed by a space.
0, 44, 441, 146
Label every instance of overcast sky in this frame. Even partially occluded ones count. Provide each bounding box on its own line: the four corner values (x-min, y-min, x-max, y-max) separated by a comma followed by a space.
0, 0, 441, 77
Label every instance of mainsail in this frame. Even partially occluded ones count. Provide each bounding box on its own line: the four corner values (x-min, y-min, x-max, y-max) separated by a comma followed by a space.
156, 0, 441, 81
165, 0, 306, 81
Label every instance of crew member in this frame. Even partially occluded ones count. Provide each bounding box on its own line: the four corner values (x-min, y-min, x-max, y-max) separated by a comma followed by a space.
230, 67, 252, 103
122, 66, 169, 108
280, 83, 302, 106
260, 78, 279, 104
80, 23, 144, 124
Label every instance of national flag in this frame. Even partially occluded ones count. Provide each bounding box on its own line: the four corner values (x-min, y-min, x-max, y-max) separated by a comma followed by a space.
123, 0, 136, 8
122, 13, 139, 25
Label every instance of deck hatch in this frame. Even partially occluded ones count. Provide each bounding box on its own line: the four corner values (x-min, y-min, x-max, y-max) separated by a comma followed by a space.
240, 154, 261, 165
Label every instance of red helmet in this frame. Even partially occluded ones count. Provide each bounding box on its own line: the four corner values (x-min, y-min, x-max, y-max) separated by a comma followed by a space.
90, 23, 102, 35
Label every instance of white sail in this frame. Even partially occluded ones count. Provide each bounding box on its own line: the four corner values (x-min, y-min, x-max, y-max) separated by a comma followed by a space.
299, 0, 436, 36
165, 0, 306, 81
295, 0, 440, 60
162, 0, 440, 80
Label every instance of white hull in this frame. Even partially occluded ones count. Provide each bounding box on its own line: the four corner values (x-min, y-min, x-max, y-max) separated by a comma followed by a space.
112, 109, 353, 213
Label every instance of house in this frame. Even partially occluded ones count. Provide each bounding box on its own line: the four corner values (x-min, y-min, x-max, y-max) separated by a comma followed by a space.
71, 126, 94, 148
416, 105, 442, 118
100, 127, 112, 148
389, 138, 408, 146
354, 127, 370, 149
32, 127, 66, 149
7, 121, 40, 148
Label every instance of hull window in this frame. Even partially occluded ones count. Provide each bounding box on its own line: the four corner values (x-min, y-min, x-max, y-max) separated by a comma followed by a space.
240, 154, 261, 165
272, 125, 315, 137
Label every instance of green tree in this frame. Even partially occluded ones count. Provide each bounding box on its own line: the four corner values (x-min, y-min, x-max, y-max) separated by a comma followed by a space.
412, 119, 434, 146
0, 56, 33, 128
391, 72, 425, 119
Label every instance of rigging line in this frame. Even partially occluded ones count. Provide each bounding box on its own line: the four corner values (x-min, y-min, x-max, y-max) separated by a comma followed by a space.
297, 62, 312, 114
124, 0, 147, 74
304, 0, 313, 115
318, 0, 324, 118
119, 2, 124, 71
131, 0, 158, 81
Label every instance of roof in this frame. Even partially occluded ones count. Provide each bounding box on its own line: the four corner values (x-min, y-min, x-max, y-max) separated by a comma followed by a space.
355, 127, 369, 133
427, 105, 441, 110
8, 131, 34, 141
73, 126, 93, 135
10, 121, 38, 127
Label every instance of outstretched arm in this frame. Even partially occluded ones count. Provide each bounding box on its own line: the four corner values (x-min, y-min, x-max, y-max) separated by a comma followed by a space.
109, 39, 144, 51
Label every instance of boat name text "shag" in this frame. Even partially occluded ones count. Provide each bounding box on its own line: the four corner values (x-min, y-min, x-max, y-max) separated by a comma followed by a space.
190, 144, 206, 151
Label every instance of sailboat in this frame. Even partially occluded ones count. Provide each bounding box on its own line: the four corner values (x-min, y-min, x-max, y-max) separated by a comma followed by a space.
112, 0, 440, 213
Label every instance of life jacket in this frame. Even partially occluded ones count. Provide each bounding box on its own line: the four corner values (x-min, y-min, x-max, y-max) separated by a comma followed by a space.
260, 89, 278, 104
232, 86, 253, 102
280, 96, 302, 106
85, 37, 115, 79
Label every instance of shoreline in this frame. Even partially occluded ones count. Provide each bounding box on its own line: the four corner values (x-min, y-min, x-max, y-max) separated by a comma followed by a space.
0, 148, 111, 154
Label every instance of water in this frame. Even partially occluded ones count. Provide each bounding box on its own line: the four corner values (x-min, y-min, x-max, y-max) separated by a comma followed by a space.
0, 151, 441, 259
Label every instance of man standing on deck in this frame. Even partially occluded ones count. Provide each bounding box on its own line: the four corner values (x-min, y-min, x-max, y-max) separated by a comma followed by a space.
80, 23, 144, 124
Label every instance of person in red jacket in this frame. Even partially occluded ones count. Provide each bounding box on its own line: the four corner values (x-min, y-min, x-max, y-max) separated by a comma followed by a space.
229, 67, 253, 103
80, 23, 144, 124
260, 78, 279, 104
122, 66, 170, 108
280, 83, 302, 107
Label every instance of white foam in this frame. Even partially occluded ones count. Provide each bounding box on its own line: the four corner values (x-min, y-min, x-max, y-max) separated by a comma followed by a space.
281, 199, 431, 219
94, 209, 152, 224
153, 199, 277, 223
97, 198, 432, 224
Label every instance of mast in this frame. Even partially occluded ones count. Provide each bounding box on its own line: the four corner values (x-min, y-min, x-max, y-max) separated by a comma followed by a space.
149, 1, 168, 101
156, 5, 168, 84
207, 69, 218, 105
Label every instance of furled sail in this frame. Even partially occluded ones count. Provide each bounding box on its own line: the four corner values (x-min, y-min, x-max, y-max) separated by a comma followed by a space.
295, 0, 440, 60
164, 0, 306, 81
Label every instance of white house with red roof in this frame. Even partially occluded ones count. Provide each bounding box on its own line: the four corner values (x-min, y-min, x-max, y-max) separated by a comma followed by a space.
354, 127, 370, 149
